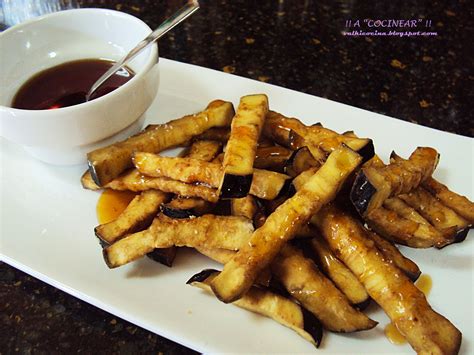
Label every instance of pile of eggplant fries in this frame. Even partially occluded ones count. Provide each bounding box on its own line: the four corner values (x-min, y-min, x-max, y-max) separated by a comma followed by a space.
82, 95, 473, 354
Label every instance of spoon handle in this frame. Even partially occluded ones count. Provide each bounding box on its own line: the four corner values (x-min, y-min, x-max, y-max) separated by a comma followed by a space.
87, 0, 199, 100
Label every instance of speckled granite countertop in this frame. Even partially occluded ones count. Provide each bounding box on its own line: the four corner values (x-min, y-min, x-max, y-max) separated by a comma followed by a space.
1, 0, 472, 354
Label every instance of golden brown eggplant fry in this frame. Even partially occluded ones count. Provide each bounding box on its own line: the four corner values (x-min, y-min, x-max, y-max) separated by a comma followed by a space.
133, 154, 221, 185
263, 111, 373, 162
87, 100, 234, 186
364, 229, 421, 281
351, 147, 439, 216
187, 269, 323, 347
133, 154, 290, 201
400, 188, 469, 230
383, 196, 433, 225
399, 188, 470, 245
219, 94, 269, 198
365, 207, 448, 248
310, 237, 370, 306
313, 204, 462, 355
81, 170, 100, 190
105, 169, 219, 202
154, 139, 221, 264
103, 214, 254, 268
195, 247, 272, 287
186, 139, 223, 162
272, 244, 377, 332
292, 167, 319, 191
230, 195, 258, 220
95, 190, 169, 244
422, 177, 474, 222
210, 146, 362, 303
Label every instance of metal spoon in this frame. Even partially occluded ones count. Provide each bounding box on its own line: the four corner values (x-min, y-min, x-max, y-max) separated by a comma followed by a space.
86, 0, 199, 101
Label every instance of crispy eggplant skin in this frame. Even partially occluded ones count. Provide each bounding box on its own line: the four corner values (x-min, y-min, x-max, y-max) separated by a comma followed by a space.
81, 170, 100, 190
146, 248, 177, 267
161, 204, 197, 219
310, 237, 370, 306
365, 229, 421, 281
133, 154, 290, 201
103, 214, 254, 268
355, 139, 375, 163
220, 94, 269, 197
314, 205, 462, 355
422, 177, 474, 222
254, 146, 292, 172
284, 147, 320, 178
366, 207, 447, 248
104, 169, 219, 202
95, 190, 168, 244
87, 100, 234, 186
351, 147, 439, 216
211, 146, 362, 303
187, 269, 322, 347
219, 174, 253, 199
161, 197, 212, 219
272, 245, 377, 332
399, 188, 470, 246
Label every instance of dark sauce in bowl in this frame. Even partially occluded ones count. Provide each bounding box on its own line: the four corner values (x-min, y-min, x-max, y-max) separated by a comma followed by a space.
12, 59, 135, 110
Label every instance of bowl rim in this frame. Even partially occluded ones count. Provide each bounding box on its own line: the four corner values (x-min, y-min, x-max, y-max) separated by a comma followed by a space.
0, 8, 158, 114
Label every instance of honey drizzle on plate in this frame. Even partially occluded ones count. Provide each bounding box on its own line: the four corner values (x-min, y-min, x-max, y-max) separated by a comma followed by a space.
384, 274, 432, 345
96, 190, 137, 224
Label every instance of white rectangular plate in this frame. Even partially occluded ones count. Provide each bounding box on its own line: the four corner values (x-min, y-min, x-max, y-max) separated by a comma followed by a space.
1, 58, 473, 354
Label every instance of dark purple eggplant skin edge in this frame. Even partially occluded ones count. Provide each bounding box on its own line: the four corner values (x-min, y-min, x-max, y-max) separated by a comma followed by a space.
277, 178, 294, 198
350, 171, 376, 216
435, 226, 471, 249
284, 147, 304, 173
187, 270, 323, 347
97, 236, 109, 248
186, 269, 219, 284
161, 205, 196, 219
354, 297, 372, 311
146, 248, 177, 267
219, 174, 253, 199
406, 269, 422, 283
302, 308, 323, 348
283, 146, 316, 177
87, 160, 102, 186
357, 140, 375, 164
102, 248, 114, 269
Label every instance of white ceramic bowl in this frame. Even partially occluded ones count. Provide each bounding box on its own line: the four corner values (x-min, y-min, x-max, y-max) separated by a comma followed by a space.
0, 8, 159, 165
